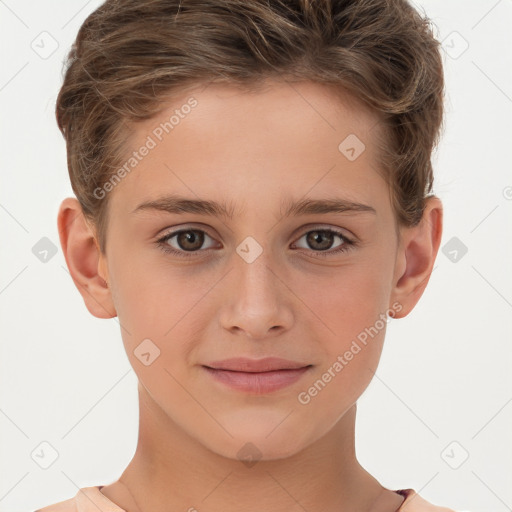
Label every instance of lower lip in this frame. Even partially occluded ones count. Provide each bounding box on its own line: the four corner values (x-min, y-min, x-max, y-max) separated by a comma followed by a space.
202, 366, 311, 394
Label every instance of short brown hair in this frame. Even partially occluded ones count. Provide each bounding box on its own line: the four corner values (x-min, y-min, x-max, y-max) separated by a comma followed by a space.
56, 0, 445, 254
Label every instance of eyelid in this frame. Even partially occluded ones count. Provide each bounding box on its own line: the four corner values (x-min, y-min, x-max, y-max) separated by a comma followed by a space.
156, 222, 217, 238
157, 225, 219, 249
292, 223, 355, 242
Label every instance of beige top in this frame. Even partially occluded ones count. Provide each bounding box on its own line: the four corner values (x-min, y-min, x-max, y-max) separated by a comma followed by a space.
35, 486, 459, 512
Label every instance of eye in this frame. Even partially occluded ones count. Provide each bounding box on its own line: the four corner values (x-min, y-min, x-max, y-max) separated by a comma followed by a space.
292, 228, 355, 257
157, 228, 218, 257
156, 226, 356, 259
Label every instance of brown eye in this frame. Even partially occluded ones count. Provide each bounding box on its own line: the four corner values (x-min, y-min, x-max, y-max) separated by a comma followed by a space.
175, 230, 205, 251
157, 228, 218, 257
305, 230, 336, 251
295, 229, 346, 252
292, 228, 355, 258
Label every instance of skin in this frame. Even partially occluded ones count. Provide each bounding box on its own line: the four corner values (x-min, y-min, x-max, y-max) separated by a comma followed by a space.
58, 79, 443, 512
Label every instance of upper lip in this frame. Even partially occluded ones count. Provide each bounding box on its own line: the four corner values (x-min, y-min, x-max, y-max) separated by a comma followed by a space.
203, 357, 310, 372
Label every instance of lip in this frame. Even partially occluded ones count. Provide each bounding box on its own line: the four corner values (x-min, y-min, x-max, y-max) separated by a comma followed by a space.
202, 357, 312, 394
204, 357, 310, 372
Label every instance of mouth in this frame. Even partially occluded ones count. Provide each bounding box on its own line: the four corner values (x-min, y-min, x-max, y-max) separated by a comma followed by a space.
202, 357, 312, 394
204, 356, 310, 372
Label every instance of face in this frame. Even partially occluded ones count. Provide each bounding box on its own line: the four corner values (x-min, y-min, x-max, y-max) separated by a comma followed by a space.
98, 80, 404, 461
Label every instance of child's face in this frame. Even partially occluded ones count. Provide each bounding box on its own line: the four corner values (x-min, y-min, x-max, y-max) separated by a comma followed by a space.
98, 80, 406, 459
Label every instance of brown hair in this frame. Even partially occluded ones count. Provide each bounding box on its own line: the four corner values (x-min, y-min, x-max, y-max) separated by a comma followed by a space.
56, 0, 445, 254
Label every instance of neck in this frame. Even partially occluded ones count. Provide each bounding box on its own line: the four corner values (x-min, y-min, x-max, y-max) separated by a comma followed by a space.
109, 384, 391, 512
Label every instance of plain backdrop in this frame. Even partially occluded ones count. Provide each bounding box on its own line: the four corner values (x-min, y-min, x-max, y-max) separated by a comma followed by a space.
1, 1, 511, 511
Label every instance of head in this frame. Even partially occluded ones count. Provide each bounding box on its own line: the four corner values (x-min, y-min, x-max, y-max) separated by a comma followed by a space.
56, 0, 444, 462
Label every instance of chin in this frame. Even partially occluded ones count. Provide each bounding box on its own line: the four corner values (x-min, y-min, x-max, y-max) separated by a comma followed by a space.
201, 415, 316, 463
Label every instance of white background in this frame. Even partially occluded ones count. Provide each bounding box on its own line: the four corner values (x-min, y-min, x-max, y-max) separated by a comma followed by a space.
1, 1, 511, 511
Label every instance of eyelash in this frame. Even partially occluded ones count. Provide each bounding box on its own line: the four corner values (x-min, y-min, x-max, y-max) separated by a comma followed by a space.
156, 226, 356, 259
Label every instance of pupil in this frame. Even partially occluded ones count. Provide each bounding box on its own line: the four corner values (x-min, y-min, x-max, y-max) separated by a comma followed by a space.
308, 230, 332, 250
179, 230, 203, 250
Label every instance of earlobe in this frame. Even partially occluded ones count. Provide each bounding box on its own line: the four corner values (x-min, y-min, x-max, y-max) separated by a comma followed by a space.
389, 196, 443, 319
57, 197, 117, 319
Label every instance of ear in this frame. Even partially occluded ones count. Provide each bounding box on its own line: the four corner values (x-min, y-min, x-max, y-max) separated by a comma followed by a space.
57, 197, 116, 319
389, 196, 443, 319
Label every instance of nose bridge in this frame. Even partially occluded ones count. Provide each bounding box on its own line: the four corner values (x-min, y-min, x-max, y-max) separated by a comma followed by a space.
234, 239, 281, 308
219, 238, 293, 338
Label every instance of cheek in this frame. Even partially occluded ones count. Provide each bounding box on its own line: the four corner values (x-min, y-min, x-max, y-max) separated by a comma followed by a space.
293, 261, 391, 400
109, 258, 216, 399
295, 337, 383, 432
296, 283, 388, 418
109, 247, 206, 335
296, 260, 392, 342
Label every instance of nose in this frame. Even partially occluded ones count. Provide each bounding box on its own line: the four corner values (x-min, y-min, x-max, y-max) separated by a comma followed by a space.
218, 250, 294, 340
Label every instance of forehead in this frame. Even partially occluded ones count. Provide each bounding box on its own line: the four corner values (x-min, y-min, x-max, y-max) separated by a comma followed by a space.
158, 79, 381, 137
110, 79, 388, 216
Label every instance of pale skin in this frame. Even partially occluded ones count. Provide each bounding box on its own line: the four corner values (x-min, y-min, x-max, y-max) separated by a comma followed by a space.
58, 80, 443, 512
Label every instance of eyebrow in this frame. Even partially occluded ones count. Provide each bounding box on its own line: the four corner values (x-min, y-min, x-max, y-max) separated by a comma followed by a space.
131, 194, 376, 220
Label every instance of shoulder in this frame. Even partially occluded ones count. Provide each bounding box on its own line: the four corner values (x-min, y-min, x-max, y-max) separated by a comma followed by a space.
34, 495, 77, 512
34, 485, 125, 512
397, 489, 461, 512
